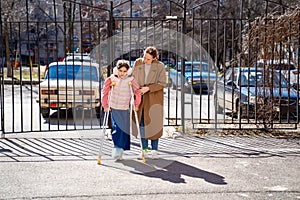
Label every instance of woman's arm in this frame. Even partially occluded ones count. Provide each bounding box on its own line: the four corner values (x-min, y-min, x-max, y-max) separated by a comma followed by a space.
146, 62, 166, 93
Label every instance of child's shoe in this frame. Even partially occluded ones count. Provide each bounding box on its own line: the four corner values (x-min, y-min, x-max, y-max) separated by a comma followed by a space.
151, 150, 158, 159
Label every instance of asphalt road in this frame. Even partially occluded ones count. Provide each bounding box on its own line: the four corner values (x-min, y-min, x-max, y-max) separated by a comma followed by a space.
1, 131, 300, 199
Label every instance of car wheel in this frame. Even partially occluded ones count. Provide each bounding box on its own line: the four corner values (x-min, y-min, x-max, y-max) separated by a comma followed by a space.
41, 108, 50, 118
234, 100, 242, 119
167, 78, 172, 87
214, 96, 223, 114
95, 106, 101, 119
172, 81, 177, 90
73, 106, 84, 120
193, 88, 200, 94
66, 108, 73, 117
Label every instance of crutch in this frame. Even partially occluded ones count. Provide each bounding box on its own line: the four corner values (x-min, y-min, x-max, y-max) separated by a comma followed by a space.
97, 82, 115, 165
129, 82, 146, 163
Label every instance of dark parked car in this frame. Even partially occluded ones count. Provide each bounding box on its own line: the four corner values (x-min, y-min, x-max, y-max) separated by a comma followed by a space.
214, 67, 300, 119
169, 61, 217, 94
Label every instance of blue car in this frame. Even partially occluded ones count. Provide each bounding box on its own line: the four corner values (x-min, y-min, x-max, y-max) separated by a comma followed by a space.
169, 61, 217, 94
214, 67, 300, 119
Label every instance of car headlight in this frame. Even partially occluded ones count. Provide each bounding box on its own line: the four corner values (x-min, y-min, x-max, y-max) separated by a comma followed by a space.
187, 78, 200, 84
248, 96, 256, 104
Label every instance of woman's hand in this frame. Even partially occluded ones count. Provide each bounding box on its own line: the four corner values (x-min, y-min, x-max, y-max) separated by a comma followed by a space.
104, 108, 109, 112
139, 86, 149, 95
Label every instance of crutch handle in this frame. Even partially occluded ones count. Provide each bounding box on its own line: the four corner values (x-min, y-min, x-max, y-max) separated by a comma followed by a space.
110, 82, 116, 86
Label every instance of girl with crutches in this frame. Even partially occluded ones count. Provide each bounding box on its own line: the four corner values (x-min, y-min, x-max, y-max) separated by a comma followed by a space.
100, 60, 141, 161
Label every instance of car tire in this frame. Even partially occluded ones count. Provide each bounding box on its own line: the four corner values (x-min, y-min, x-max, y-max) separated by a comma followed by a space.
172, 81, 177, 90
95, 106, 101, 119
73, 106, 84, 120
167, 78, 172, 87
41, 108, 50, 118
234, 100, 242, 119
193, 88, 200, 95
214, 96, 223, 114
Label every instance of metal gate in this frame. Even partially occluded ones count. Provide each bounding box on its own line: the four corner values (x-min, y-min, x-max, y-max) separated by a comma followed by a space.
0, 62, 3, 137
0, 0, 299, 135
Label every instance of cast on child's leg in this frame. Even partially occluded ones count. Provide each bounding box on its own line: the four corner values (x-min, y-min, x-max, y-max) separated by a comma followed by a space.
110, 109, 130, 160
112, 147, 124, 160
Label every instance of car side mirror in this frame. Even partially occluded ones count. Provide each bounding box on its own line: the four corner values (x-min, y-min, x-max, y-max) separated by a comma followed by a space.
292, 82, 299, 90
226, 80, 237, 88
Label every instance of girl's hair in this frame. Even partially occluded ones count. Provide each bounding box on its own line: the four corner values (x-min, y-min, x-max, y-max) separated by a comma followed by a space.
116, 59, 130, 70
144, 46, 159, 60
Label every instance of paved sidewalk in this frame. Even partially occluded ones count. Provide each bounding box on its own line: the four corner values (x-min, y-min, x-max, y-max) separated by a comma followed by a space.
0, 131, 300, 199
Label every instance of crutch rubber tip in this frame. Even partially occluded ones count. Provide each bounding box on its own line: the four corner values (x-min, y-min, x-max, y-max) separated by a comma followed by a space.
97, 154, 102, 165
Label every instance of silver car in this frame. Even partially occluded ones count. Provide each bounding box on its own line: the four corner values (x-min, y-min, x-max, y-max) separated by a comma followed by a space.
37, 60, 101, 118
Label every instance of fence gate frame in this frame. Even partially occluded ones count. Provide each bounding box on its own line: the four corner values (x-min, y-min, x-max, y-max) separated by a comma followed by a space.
0, 66, 3, 137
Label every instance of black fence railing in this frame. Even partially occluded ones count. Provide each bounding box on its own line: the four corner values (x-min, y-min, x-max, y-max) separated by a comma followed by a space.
0, 0, 299, 134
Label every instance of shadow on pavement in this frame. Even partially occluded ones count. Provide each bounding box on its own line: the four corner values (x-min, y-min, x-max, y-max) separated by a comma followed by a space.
44, 110, 101, 127
119, 158, 227, 185
0, 149, 13, 153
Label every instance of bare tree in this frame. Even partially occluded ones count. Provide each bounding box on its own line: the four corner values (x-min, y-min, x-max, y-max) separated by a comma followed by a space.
1, 0, 27, 77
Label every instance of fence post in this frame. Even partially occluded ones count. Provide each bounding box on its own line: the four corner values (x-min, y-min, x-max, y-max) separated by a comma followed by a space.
0, 0, 4, 137
107, 1, 114, 77
180, 0, 187, 134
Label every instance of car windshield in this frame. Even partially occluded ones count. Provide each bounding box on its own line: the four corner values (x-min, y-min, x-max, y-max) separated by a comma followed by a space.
240, 70, 288, 87
46, 65, 98, 81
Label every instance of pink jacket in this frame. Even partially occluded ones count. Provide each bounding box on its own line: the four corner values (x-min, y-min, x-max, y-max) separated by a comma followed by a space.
101, 67, 141, 110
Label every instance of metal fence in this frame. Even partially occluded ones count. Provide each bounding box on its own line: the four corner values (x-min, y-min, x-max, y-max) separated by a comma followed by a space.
0, 0, 299, 135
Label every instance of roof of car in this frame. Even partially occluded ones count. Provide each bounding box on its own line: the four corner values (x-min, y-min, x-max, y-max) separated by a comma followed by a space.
64, 53, 93, 62
233, 67, 285, 73
48, 60, 99, 67
177, 61, 209, 65
256, 59, 295, 64
235, 67, 265, 70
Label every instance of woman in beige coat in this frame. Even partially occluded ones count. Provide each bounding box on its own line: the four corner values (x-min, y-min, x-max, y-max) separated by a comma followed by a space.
132, 46, 166, 159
